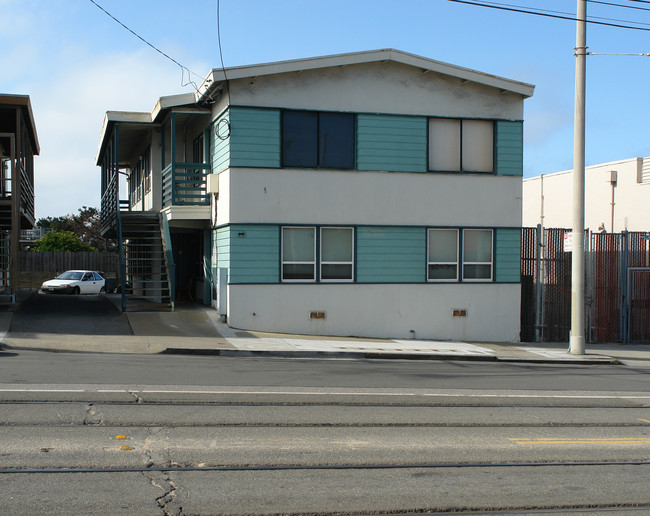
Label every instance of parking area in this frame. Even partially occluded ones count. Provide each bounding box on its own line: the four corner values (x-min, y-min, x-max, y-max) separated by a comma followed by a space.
9, 292, 132, 336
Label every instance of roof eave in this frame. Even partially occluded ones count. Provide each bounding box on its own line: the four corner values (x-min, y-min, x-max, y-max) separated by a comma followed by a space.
196, 48, 535, 102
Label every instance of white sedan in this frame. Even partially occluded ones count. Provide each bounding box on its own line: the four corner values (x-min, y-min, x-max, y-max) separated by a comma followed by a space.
40, 270, 106, 295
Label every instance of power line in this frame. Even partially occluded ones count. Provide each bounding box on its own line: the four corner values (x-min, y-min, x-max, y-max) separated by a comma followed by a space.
88, 0, 202, 91
480, 1, 650, 27
448, 0, 650, 32
588, 0, 650, 12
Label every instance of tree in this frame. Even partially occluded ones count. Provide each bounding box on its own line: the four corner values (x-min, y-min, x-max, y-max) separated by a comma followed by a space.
37, 206, 116, 251
33, 231, 97, 252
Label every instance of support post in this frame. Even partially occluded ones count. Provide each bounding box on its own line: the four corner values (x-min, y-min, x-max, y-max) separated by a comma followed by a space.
570, 0, 587, 355
535, 223, 543, 343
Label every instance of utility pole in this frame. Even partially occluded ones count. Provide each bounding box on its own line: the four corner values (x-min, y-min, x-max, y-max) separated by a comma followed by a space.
570, 0, 587, 355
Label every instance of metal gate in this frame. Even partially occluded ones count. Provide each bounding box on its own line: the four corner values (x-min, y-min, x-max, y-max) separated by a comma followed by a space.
590, 233, 622, 343
627, 268, 650, 343
520, 226, 571, 342
0, 231, 9, 291
520, 228, 650, 343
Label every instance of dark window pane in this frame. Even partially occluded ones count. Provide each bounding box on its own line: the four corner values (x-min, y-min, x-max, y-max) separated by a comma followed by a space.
318, 113, 354, 169
428, 264, 457, 280
322, 264, 352, 280
282, 111, 317, 167
463, 264, 492, 280
283, 264, 315, 280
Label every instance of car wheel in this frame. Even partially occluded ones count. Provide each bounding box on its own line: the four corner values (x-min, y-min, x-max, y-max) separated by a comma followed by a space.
72, 286, 80, 295
100, 286, 106, 293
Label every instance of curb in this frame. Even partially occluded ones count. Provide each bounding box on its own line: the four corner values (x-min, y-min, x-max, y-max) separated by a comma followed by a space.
161, 348, 618, 364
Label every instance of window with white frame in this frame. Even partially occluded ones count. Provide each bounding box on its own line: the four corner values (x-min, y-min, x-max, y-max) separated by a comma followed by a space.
462, 229, 493, 281
281, 226, 354, 282
282, 227, 316, 281
320, 227, 354, 281
429, 119, 494, 173
427, 229, 459, 281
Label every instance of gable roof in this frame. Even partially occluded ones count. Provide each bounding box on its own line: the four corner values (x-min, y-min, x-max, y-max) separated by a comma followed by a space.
0, 94, 40, 155
196, 48, 535, 103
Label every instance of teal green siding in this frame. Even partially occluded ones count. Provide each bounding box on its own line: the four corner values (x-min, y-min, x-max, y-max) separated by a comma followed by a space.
494, 228, 521, 282
216, 225, 279, 284
357, 115, 427, 173
215, 227, 231, 270
495, 121, 523, 176
211, 111, 230, 173
356, 226, 426, 282
229, 108, 281, 168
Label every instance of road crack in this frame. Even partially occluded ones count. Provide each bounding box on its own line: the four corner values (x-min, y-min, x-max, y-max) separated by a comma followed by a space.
82, 403, 102, 425
128, 391, 144, 403
142, 470, 181, 515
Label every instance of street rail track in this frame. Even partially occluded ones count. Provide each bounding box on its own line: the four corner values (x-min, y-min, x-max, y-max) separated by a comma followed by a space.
1, 458, 650, 474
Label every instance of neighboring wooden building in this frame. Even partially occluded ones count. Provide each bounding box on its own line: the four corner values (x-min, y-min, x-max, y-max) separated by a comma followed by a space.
97, 49, 534, 342
0, 94, 39, 294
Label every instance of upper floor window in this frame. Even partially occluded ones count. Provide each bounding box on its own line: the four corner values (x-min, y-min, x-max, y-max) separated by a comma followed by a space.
282, 111, 354, 169
429, 119, 494, 173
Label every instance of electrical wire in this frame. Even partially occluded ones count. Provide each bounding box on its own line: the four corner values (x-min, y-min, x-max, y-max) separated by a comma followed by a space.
88, 0, 202, 91
588, 0, 650, 12
448, 0, 650, 32
478, 1, 650, 27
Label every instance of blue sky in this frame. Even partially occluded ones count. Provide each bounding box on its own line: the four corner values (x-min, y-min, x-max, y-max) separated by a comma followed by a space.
3, 0, 650, 219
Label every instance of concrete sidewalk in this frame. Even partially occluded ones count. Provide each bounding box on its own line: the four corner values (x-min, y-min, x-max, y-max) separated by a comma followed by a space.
1, 293, 649, 365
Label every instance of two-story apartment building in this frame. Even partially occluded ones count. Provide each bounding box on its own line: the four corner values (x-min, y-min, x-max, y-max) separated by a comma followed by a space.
97, 49, 534, 341
0, 94, 39, 295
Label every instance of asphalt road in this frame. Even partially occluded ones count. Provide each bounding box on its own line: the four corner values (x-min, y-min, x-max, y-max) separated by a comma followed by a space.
1, 352, 650, 514
2, 295, 650, 514
1, 385, 650, 514
1, 349, 650, 392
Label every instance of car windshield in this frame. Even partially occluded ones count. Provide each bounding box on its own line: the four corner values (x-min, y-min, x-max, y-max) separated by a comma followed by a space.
56, 271, 83, 280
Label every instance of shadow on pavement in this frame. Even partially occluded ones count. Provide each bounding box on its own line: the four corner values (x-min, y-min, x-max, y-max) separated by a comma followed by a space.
9, 293, 133, 336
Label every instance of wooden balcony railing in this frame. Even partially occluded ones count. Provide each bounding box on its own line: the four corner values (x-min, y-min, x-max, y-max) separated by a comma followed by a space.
162, 163, 210, 208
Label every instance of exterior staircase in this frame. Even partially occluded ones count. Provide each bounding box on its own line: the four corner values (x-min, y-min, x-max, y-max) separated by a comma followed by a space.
118, 212, 172, 309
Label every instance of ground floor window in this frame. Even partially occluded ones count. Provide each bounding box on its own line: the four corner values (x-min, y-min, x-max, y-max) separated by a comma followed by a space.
462, 229, 493, 281
282, 227, 316, 281
428, 228, 493, 282
282, 226, 354, 282
427, 229, 459, 281
320, 227, 354, 281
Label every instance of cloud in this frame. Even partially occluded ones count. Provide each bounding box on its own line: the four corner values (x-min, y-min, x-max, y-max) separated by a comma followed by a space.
29, 48, 205, 219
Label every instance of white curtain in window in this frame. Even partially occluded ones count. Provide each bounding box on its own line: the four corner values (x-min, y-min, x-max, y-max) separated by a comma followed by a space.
463, 229, 492, 262
429, 119, 460, 171
321, 228, 352, 262
283, 228, 315, 262
428, 229, 458, 262
462, 120, 493, 172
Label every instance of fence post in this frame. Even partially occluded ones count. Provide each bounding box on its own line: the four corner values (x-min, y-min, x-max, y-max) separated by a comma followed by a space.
620, 231, 629, 344
535, 224, 543, 342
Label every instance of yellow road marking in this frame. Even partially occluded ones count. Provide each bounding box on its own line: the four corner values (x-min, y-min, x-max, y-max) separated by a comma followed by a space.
638, 418, 650, 424
509, 437, 650, 445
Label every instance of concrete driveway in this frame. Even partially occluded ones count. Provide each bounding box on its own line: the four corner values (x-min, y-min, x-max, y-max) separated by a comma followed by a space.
1, 291, 232, 354
9, 292, 132, 335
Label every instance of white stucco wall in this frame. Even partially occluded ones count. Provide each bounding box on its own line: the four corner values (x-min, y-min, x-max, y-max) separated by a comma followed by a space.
523, 157, 650, 232
226, 283, 520, 342
212, 61, 524, 121
217, 168, 522, 227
